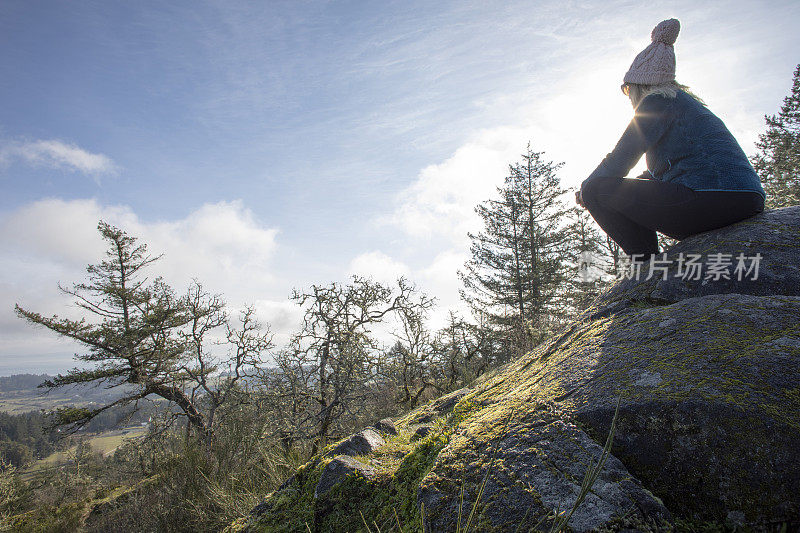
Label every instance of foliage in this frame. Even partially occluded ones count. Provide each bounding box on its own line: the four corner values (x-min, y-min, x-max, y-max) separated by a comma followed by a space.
0, 374, 53, 392
0, 410, 59, 466
751, 64, 800, 208
6, 220, 512, 531
85, 405, 304, 533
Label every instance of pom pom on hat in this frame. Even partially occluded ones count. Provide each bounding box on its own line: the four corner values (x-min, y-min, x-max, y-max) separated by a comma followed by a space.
624, 18, 680, 86
651, 18, 680, 45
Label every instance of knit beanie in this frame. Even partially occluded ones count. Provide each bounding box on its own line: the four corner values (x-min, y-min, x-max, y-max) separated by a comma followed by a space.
623, 18, 680, 85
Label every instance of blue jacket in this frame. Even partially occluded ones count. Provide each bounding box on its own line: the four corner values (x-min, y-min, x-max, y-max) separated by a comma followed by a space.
582, 90, 766, 201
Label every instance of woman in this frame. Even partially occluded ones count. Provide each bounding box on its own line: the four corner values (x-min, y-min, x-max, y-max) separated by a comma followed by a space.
576, 18, 766, 263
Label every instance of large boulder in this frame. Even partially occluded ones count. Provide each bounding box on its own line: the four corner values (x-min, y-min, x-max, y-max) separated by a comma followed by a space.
418, 406, 671, 531
239, 206, 800, 532
586, 205, 800, 319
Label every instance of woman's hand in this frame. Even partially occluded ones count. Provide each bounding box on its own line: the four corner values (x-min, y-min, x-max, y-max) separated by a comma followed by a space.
575, 190, 585, 208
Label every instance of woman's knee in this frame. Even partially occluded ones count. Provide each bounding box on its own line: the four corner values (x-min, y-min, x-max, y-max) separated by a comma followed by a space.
580, 177, 614, 208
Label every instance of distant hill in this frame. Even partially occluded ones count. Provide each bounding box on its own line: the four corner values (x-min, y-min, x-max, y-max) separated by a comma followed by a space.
0, 373, 52, 392
0, 373, 132, 414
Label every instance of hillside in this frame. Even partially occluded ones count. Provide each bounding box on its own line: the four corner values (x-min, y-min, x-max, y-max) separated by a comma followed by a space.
234, 205, 800, 532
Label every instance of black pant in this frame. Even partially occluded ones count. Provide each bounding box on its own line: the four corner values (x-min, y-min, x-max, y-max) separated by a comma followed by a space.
580, 176, 765, 257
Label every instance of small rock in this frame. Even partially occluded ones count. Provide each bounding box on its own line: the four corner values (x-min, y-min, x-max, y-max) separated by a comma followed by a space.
408, 388, 472, 424
315, 456, 375, 498
374, 418, 397, 435
410, 425, 432, 442
329, 428, 385, 457
726, 510, 746, 528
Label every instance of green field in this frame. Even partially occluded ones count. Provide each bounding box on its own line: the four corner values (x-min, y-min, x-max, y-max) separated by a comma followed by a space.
27, 426, 148, 474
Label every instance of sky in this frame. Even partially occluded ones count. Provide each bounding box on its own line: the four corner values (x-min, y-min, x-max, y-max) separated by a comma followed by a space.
1, 0, 798, 375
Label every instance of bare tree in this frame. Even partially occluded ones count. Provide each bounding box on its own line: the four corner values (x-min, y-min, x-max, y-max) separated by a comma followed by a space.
376, 294, 437, 409
263, 276, 433, 454
426, 311, 503, 391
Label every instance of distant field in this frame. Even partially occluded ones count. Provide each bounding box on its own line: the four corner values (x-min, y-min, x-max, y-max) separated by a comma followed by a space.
92, 428, 149, 457
27, 426, 148, 474
0, 390, 92, 414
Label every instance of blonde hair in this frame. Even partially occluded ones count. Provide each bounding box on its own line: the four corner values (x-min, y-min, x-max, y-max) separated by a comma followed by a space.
627, 81, 705, 107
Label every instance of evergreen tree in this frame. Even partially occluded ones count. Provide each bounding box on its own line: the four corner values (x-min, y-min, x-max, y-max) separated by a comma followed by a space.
459, 144, 571, 352
459, 185, 527, 340
602, 234, 624, 280
14, 222, 272, 449
751, 64, 800, 208
560, 206, 608, 318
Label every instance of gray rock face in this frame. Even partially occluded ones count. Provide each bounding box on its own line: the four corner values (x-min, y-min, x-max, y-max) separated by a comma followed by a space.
569, 293, 800, 526
328, 428, 384, 457
314, 455, 376, 499
419, 409, 671, 532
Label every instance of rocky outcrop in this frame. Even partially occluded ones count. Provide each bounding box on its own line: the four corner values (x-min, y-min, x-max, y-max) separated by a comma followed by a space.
239, 206, 800, 532
586, 205, 800, 319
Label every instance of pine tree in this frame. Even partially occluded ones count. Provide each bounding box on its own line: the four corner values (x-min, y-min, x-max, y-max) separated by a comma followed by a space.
459, 144, 571, 352
560, 206, 609, 318
459, 186, 526, 338
14, 222, 272, 449
751, 64, 800, 208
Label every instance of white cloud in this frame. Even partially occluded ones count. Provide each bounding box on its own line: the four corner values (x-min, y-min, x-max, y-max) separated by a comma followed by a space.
253, 298, 304, 348
347, 250, 411, 285
416, 248, 470, 330
385, 126, 528, 245
420, 249, 467, 297
0, 139, 116, 179
0, 198, 290, 371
